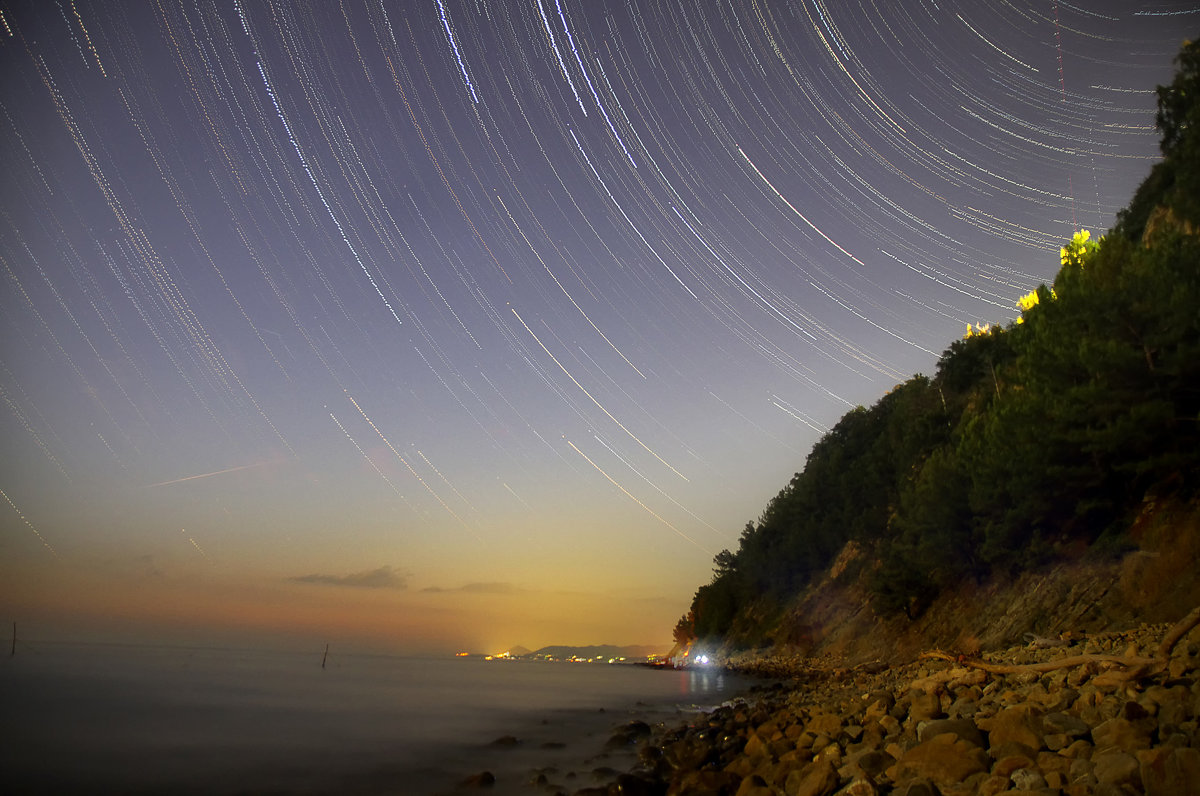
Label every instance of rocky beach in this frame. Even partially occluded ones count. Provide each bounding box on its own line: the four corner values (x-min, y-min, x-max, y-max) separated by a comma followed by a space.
472, 611, 1200, 796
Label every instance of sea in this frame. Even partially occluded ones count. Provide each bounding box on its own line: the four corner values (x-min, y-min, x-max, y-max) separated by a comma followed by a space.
0, 641, 754, 795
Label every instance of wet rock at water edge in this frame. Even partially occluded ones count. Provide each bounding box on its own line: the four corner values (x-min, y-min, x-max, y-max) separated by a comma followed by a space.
458, 770, 496, 788
606, 720, 653, 749
488, 735, 521, 748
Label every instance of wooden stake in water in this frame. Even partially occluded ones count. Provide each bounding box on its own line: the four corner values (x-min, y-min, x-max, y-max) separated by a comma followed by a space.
322, 642, 329, 669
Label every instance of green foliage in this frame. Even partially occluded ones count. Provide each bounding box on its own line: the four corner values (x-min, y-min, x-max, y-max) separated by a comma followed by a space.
681, 41, 1200, 641
1156, 38, 1199, 159
1118, 39, 1200, 240
865, 543, 938, 620
672, 613, 694, 646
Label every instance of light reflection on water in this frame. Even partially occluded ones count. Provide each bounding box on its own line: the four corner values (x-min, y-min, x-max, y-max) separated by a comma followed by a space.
0, 642, 751, 795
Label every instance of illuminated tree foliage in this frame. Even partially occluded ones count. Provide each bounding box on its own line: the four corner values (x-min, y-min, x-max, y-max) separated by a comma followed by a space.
678, 41, 1200, 644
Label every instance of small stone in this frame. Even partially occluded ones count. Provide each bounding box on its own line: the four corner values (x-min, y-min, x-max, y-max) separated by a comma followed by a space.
991, 753, 1036, 778
1041, 687, 1081, 714
878, 715, 902, 737
949, 670, 987, 690
864, 696, 894, 722
1067, 665, 1093, 688
908, 690, 945, 723
1043, 732, 1070, 751
891, 778, 939, 796
1035, 750, 1071, 777
1156, 699, 1187, 728
947, 697, 980, 719
787, 757, 840, 796
1041, 711, 1089, 737
917, 718, 985, 748
743, 733, 770, 760
834, 780, 877, 796
735, 774, 773, 796
841, 749, 892, 782
817, 744, 843, 765
986, 740, 1039, 762
1068, 756, 1096, 786
806, 713, 844, 737
976, 774, 1010, 796
1091, 717, 1151, 753
1009, 767, 1046, 790
1162, 731, 1191, 748
1091, 748, 1139, 787
1059, 739, 1092, 760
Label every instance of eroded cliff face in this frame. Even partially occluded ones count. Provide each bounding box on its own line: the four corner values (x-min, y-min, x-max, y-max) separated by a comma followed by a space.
742, 499, 1200, 666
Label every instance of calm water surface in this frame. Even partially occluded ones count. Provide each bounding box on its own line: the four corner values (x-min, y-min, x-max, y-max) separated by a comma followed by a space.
0, 642, 750, 794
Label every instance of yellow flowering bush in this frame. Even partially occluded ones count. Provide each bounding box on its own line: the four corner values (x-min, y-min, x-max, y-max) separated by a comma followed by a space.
1060, 228, 1099, 268
964, 322, 991, 338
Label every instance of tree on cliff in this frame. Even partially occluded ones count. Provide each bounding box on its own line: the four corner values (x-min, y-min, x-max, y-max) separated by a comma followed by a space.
679, 39, 1200, 646
1118, 38, 1200, 240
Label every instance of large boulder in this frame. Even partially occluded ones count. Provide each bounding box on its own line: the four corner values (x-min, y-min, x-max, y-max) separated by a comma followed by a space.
1091, 717, 1153, 753
886, 733, 989, 787
1139, 747, 1200, 796
977, 705, 1042, 751
784, 758, 840, 796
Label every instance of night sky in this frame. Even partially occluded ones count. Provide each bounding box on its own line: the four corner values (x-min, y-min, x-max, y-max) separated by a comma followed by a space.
1, 1, 1193, 653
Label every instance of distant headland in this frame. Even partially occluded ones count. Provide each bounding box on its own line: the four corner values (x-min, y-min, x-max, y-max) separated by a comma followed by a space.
457, 643, 668, 663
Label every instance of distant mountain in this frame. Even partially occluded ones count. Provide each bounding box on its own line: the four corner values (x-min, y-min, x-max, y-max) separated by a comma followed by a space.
525, 644, 665, 660
504, 645, 532, 658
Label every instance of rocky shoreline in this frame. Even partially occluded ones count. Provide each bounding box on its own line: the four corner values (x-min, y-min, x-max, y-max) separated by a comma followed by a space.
468, 617, 1199, 795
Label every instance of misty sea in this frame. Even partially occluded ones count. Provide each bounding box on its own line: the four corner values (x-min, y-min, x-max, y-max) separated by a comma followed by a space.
0, 641, 751, 795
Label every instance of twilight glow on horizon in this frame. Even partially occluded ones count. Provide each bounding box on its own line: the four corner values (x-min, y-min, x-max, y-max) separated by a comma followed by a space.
0, 1, 1191, 654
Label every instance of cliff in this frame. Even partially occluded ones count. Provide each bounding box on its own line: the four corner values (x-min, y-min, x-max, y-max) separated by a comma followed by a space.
676, 41, 1200, 665
718, 498, 1200, 670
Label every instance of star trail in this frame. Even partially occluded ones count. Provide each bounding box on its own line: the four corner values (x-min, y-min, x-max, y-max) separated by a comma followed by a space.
0, 1, 1191, 651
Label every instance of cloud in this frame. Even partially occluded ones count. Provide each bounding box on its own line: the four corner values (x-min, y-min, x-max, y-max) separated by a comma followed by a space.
421, 581, 521, 594
289, 565, 407, 590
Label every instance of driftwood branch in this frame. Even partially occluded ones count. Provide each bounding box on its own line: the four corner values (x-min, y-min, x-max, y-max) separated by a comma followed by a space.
920, 605, 1200, 681
918, 650, 1159, 675
1155, 605, 1200, 660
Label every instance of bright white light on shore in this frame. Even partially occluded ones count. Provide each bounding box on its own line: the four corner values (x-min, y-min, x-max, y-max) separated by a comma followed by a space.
696, 654, 710, 665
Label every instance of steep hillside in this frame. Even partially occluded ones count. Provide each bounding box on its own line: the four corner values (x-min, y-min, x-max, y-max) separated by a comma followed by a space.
714, 498, 1200, 669
674, 40, 1200, 663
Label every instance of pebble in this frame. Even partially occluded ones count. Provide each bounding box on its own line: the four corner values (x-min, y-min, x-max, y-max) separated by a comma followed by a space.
556, 619, 1200, 796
